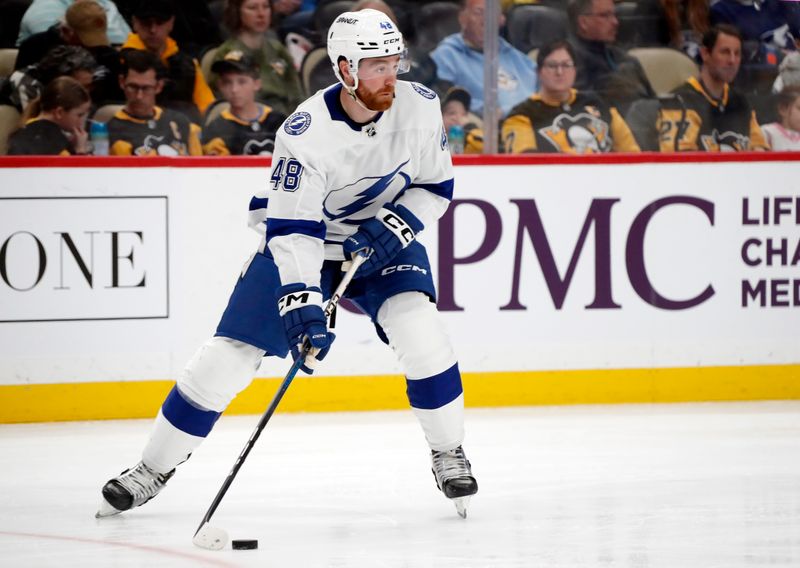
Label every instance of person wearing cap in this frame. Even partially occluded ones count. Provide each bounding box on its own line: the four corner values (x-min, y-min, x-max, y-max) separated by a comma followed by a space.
15, 0, 124, 105
502, 39, 640, 153
107, 49, 201, 155
441, 86, 484, 154
211, 0, 304, 117
202, 51, 287, 155
121, 0, 215, 124
16, 0, 131, 45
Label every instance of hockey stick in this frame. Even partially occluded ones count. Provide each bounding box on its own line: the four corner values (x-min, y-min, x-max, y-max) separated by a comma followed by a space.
193, 253, 367, 550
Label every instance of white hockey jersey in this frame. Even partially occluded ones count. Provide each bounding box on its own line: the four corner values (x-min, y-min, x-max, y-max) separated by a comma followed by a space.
250, 80, 455, 288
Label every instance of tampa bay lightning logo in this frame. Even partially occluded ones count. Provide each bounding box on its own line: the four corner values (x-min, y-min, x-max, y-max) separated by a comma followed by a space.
440, 125, 447, 150
411, 83, 436, 100
323, 160, 411, 223
284, 112, 311, 136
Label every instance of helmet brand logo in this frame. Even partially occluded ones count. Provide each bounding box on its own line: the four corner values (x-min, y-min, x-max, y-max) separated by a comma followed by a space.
384, 38, 400, 44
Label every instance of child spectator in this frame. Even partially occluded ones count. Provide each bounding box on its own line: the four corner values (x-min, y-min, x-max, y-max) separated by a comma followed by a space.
211, 0, 304, 117
441, 86, 484, 154
108, 49, 201, 155
761, 86, 800, 150
8, 76, 92, 155
203, 50, 286, 155
502, 40, 640, 153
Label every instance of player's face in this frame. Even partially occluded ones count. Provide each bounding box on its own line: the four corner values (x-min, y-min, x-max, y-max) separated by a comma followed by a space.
54, 100, 91, 132
133, 16, 174, 52
442, 100, 467, 131
780, 96, 800, 132
356, 56, 400, 111
219, 72, 261, 109
239, 0, 271, 34
703, 32, 741, 85
538, 48, 576, 97
121, 68, 163, 116
578, 0, 618, 43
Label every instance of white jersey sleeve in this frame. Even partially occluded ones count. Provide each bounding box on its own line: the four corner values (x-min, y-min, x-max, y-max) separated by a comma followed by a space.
265, 117, 327, 288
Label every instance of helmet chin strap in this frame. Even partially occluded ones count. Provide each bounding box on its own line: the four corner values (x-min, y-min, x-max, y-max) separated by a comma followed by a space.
344, 84, 381, 113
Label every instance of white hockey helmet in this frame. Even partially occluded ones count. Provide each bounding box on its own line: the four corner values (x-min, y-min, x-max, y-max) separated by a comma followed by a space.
327, 9, 409, 89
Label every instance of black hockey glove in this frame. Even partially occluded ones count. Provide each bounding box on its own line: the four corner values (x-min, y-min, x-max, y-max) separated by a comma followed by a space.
276, 283, 335, 374
342, 203, 423, 277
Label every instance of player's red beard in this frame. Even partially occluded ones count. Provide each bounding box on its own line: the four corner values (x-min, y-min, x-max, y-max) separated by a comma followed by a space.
356, 83, 395, 111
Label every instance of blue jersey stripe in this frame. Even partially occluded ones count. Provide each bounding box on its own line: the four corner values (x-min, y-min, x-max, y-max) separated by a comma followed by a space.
409, 179, 454, 201
405, 363, 463, 410
161, 385, 221, 437
266, 218, 326, 241
249, 196, 268, 211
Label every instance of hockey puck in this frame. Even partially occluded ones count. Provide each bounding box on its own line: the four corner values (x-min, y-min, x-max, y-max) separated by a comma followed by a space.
231, 539, 258, 550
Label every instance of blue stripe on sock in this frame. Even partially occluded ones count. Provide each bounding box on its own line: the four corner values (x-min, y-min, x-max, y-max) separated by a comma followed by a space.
161, 385, 221, 437
405, 363, 463, 410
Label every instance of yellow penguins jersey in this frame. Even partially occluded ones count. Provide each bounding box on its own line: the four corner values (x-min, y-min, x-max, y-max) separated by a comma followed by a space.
657, 77, 768, 152
7, 118, 73, 155
501, 89, 641, 154
201, 104, 286, 156
108, 106, 202, 156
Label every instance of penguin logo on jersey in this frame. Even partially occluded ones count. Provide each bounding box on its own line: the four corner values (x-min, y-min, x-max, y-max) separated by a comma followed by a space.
701, 129, 750, 151
411, 83, 436, 100
322, 159, 411, 223
243, 138, 275, 155
284, 112, 312, 136
539, 111, 611, 153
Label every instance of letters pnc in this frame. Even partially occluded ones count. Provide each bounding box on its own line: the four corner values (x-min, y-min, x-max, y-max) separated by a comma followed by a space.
437, 196, 715, 311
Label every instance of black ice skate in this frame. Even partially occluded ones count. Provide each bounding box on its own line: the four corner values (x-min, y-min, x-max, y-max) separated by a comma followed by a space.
95, 461, 175, 518
431, 445, 478, 518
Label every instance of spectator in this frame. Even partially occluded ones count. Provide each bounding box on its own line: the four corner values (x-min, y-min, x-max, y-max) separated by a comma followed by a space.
659, 0, 710, 61
502, 39, 640, 153
16, 0, 131, 45
212, 0, 304, 117
761, 86, 800, 150
773, 51, 800, 92
430, 0, 537, 116
568, 0, 655, 112
108, 49, 201, 155
711, 0, 800, 53
15, 0, 123, 105
8, 75, 92, 154
202, 50, 286, 155
0, 44, 96, 112
121, 0, 214, 123
441, 86, 483, 153
655, 24, 768, 151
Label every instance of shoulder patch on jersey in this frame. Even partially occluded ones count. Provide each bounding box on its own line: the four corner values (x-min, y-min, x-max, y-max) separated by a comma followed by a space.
411, 82, 436, 100
284, 112, 312, 136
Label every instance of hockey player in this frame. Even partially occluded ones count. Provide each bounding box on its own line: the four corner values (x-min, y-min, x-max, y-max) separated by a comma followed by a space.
96, 9, 478, 520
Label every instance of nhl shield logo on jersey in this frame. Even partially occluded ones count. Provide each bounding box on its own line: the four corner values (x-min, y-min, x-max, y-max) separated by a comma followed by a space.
284, 112, 312, 136
411, 83, 436, 100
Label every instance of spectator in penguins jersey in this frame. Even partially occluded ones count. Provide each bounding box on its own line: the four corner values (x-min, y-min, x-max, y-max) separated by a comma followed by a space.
8, 76, 92, 155
120, 0, 214, 124
107, 49, 201, 155
203, 51, 286, 156
502, 40, 640, 153
655, 24, 768, 151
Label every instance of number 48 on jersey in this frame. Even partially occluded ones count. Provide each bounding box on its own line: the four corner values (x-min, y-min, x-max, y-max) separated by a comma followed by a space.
270, 157, 304, 192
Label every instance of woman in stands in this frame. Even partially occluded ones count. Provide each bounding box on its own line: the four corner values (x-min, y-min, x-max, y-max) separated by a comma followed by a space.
7, 76, 92, 155
210, 0, 304, 116
501, 39, 640, 154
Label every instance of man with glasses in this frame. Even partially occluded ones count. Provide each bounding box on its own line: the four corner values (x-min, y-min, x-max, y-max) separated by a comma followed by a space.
568, 0, 654, 113
107, 49, 201, 155
97, 9, 478, 521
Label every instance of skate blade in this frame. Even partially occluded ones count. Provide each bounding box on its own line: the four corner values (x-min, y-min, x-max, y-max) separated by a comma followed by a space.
193, 523, 228, 551
453, 496, 470, 519
95, 498, 122, 518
